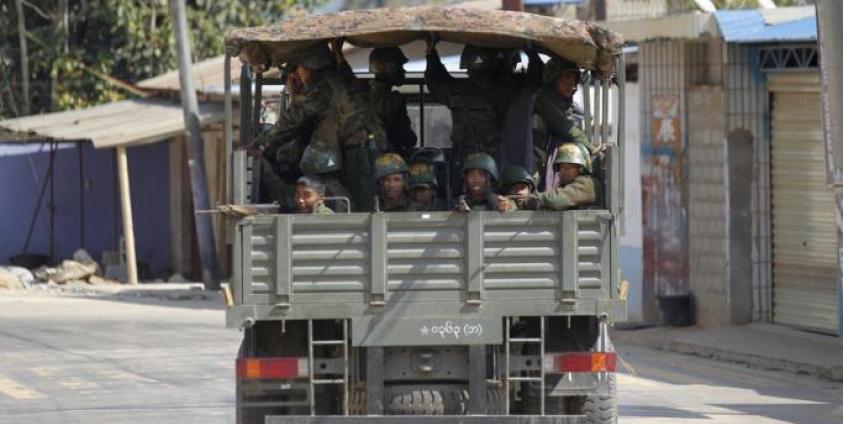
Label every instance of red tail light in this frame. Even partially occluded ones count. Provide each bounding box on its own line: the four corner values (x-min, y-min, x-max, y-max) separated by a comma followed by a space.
545, 352, 617, 373
236, 357, 308, 380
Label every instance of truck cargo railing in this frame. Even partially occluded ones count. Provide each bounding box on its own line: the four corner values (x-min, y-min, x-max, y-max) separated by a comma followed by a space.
228, 210, 625, 329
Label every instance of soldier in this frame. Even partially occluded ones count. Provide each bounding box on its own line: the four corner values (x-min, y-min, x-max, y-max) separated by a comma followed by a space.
536, 143, 598, 211
457, 152, 515, 213
407, 147, 447, 211
533, 56, 592, 191
254, 43, 387, 212
294, 175, 334, 215
408, 162, 447, 212
426, 40, 536, 159
374, 153, 412, 212
500, 165, 538, 210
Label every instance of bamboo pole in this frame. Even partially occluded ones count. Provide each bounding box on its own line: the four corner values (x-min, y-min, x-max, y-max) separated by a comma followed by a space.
116, 146, 138, 285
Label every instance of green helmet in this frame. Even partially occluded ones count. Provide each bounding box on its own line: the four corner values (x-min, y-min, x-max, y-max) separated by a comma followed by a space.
543, 57, 581, 85
553, 143, 592, 174
463, 152, 499, 181
369, 47, 408, 70
459, 45, 520, 72
374, 153, 409, 180
410, 147, 446, 165
290, 43, 333, 71
500, 165, 535, 191
300, 144, 341, 174
409, 162, 437, 189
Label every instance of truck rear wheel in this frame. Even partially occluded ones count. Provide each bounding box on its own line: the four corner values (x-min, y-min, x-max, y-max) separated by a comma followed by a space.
583, 374, 617, 424
350, 384, 503, 415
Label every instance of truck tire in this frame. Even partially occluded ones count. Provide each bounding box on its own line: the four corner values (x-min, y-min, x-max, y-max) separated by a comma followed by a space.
582, 374, 617, 424
385, 388, 468, 415
348, 384, 502, 415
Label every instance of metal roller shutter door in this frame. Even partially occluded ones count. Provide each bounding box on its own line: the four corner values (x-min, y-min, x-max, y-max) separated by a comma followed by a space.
769, 73, 838, 334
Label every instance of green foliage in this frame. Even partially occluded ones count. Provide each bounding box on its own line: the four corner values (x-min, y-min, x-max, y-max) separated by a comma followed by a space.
1, 0, 320, 118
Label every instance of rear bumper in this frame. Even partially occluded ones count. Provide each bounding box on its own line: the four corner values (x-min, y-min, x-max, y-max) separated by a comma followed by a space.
266, 416, 586, 423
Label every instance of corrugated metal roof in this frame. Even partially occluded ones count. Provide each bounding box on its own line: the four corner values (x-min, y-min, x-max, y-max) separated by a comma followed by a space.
714, 6, 816, 43
138, 55, 247, 94
0, 99, 224, 149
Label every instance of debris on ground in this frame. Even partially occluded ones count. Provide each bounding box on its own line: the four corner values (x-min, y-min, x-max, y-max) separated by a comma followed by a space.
0, 266, 35, 288
0, 269, 25, 289
19, 248, 118, 287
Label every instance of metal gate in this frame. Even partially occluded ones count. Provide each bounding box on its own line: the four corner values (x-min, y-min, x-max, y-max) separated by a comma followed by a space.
769, 73, 838, 334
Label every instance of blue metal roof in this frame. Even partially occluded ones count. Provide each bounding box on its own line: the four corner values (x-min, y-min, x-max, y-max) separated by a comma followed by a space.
714, 9, 816, 43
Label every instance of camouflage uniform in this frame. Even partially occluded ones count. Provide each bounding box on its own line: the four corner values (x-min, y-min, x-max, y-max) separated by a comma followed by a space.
533, 57, 592, 191
537, 144, 598, 211
260, 158, 297, 212
374, 153, 411, 212
258, 44, 387, 212
426, 46, 537, 158
311, 202, 335, 215
368, 48, 417, 159
408, 161, 447, 212
457, 152, 515, 212
500, 165, 539, 210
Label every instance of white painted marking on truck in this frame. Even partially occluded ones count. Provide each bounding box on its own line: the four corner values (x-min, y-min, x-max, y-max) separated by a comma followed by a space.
0, 374, 46, 400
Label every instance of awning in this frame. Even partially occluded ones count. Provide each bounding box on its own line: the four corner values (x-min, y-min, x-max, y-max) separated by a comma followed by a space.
0, 99, 225, 149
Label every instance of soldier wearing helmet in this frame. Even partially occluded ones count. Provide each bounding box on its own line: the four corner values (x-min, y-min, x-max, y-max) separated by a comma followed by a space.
457, 153, 515, 212
254, 42, 388, 212
500, 165, 539, 210
533, 56, 592, 192
406, 147, 447, 211
374, 153, 412, 212
425, 39, 541, 160
536, 143, 598, 211
335, 40, 417, 159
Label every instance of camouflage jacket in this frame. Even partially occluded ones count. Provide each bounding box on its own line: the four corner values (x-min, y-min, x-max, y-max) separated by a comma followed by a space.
380, 194, 412, 212
368, 80, 416, 159
408, 197, 448, 212
537, 175, 598, 211
258, 70, 387, 152
310, 203, 335, 215
457, 193, 515, 212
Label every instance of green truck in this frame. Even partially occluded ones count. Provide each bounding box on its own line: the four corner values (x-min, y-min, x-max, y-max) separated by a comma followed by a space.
222, 7, 627, 423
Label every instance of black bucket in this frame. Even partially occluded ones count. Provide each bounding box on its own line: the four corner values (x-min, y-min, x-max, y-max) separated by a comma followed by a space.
658, 294, 695, 327
9, 254, 51, 270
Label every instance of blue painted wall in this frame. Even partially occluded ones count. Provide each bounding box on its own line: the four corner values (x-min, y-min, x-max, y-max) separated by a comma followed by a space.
0, 141, 171, 279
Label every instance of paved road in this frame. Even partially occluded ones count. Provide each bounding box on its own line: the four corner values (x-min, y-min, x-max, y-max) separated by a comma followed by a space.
0, 293, 841, 423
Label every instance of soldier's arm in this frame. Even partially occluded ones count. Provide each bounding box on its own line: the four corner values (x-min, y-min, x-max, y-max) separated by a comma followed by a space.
534, 88, 590, 148
525, 48, 543, 84
537, 176, 596, 211
425, 48, 458, 104
258, 83, 332, 147
389, 93, 418, 157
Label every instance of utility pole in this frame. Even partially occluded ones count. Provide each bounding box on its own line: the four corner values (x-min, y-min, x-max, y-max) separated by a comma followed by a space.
168, 0, 220, 291
815, 0, 843, 335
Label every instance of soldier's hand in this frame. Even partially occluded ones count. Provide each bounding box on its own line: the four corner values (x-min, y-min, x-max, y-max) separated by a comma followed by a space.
496, 196, 515, 213
425, 33, 438, 55
331, 37, 345, 63
246, 142, 266, 158
457, 199, 471, 212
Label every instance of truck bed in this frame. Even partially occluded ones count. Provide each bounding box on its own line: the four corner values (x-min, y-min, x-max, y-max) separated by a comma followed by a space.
228, 209, 626, 338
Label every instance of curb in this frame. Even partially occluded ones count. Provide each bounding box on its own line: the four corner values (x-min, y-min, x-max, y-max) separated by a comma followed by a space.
613, 328, 843, 382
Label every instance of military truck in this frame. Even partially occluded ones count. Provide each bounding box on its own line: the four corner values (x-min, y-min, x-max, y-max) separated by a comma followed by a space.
221, 7, 627, 424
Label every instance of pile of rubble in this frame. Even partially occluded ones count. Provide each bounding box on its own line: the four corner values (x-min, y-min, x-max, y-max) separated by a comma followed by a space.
0, 249, 119, 290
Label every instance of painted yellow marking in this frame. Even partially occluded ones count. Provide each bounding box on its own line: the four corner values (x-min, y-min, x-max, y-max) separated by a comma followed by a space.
94, 368, 156, 384
29, 367, 59, 378
58, 378, 99, 390
0, 374, 46, 400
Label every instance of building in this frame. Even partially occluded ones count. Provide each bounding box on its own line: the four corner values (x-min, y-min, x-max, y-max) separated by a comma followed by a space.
604, 5, 838, 334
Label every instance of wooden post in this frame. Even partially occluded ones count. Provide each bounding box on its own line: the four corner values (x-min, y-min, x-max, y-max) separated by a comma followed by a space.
116, 146, 138, 285
169, 0, 220, 290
